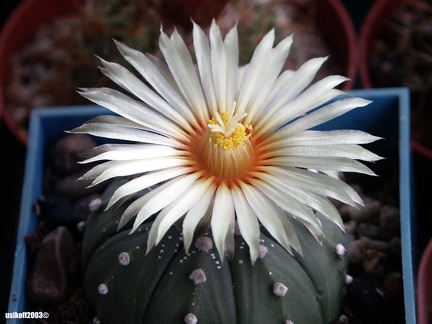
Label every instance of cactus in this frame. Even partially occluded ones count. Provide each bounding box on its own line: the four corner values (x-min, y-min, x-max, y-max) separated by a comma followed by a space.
73, 20, 380, 324
81, 179, 348, 323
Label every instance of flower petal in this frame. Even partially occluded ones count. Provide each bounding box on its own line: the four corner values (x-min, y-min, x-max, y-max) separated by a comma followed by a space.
242, 34, 293, 124
193, 21, 218, 115
266, 155, 376, 175
70, 116, 186, 149
279, 97, 372, 135
235, 29, 276, 113
114, 40, 200, 128
98, 57, 195, 133
211, 181, 235, 260
80, 157, 190, 186
260, 144, 383, 162
132, 171, 204, 235
209, 20, 239, 115
79, 87, 190, 141
249, 178, 322, 231
118, 178, 181, 229
254, 75, 347, 136
251, 173, 343, 230
107, 167, 193, 209
258, 129, 382, 152
257, 166, 363, 207
159, 29, 208, 122
80, 143, 188, 163
239, 181, 302, 255
231, 184, 261, 263
253, 56, 328, 126
182, 181, 217, 252
147, 176, 213, 249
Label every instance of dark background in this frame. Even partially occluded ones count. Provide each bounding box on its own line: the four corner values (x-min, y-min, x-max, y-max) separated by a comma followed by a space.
1, 0, 429, 320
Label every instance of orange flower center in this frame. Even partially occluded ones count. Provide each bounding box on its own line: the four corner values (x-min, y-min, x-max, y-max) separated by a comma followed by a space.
199, 110, 253, 180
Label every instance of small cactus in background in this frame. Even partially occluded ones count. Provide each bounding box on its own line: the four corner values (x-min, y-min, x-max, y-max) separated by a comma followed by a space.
73, 20, 381, 323
81, 179, 348, 323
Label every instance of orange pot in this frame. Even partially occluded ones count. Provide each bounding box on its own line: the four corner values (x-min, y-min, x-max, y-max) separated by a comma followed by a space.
0, 0, 84, 146
358, 0, 432, 160
0, 0, 356, 146
417, 239, 432, 324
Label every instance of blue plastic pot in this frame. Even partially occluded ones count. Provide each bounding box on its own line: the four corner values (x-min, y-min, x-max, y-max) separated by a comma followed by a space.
7, 88, 415, 323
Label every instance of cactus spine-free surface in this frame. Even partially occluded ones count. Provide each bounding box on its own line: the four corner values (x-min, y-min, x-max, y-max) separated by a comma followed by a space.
81, 179, 348, 323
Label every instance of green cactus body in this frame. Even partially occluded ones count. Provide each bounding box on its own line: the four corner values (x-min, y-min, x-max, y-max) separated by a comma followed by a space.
82, 180, 347, 324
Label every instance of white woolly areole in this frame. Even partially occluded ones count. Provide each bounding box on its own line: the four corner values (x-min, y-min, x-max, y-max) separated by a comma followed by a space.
189, 268, 207, 285
273, 282, 288, 297
258, 245, 268, 258
184, 313, 198, 324
336, 243, 346, 256
98, 283, 108, 295
118, 252, 130, 266
194, 236, 213, 252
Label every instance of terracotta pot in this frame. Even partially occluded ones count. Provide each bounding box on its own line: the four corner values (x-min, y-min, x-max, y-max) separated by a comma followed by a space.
358, 0, 432, 160
358, 0, 405, 89
0, 0, 356, 146
315, 0, 357, 91
0, 0, 84, 146
417, 238, 432, 324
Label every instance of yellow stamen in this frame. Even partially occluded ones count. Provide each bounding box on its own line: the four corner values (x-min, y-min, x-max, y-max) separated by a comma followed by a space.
199, 111, 253, 179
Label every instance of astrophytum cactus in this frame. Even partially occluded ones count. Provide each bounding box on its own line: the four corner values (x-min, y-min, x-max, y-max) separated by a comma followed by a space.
81, 179, 348, 323
73, 20, 381, 324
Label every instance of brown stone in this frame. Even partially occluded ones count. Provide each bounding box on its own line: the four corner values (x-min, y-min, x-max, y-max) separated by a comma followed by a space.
27, 226, 74, 306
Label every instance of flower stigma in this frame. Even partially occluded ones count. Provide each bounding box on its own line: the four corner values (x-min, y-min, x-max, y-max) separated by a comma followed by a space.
199, 107, 253, 180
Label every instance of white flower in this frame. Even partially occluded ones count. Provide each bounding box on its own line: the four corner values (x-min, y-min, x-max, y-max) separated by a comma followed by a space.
71, 21, 381, 263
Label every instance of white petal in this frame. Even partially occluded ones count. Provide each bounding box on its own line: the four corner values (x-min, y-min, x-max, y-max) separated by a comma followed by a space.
118, 178, 182, 229
81, 157, 189, 186
253, 56, 328, 124
156, 178, 214, 241
243, 34, 293, 124
209, 21, 228, 113
107, 167, 193, 209
249, 178, 322, 231
231, 184, 260, 262
254, 75, 347, 136
258, 166, 363, 207
182, 181, 217, 252
259, 129, 382, 152
114, 41, 200, 128
159, 29, 208, 121
222, 24, 239, 115
98, 58, 195, 133
70, 116, 186, 149
133, 171, 204, 233
211, 181, 235, 260
147, 177, 213, 249
209, 21, 239, 114
79, 87, 190, 142
257, 69, 296, 111
266, 155, 376, 175
280, 97, 372, 136
239, 182, 302, 254
193, 22, 218, 115
260, 144, 382, 162
80, 143, 187, 163
251, 173, 343, 230
235, 29, 276, 113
